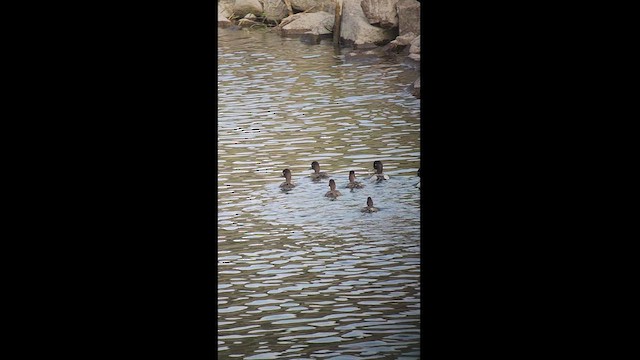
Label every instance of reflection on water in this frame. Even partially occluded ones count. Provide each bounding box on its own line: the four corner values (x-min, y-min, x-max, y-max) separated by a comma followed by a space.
218, 27, 421, 359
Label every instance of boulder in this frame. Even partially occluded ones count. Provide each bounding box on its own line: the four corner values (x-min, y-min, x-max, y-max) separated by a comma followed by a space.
278, 11, 334, 36
238, 18, 265, 28
218, 0, 235, 19
405, 36, 420, 69
233, 0, 263, 18
290, 0, 335, 13
263, 0, 289, 22
339, 0, 397, 46
409, 35, 420, 53
382, 31, 417, 54
394, 31, 418, 46
396, 0, 420, 36
409, 76, 420, 98
360, 0, 400, 29
406, 54, 420, 69
300, 32, 332, 44
218, 10, 233, 28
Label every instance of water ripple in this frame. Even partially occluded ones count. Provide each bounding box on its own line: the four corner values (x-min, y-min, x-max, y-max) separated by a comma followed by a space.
219, 27, 421, 359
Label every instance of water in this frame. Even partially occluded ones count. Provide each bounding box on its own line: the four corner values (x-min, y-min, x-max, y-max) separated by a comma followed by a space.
218, 27, 421, 359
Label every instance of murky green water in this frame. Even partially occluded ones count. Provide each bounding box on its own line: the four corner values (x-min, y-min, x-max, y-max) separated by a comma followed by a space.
218, 27, 421, 359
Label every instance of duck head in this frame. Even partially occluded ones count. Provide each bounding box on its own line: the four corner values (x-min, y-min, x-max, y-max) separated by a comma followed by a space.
281, 169, 292, 182
349, 170, 357, 182
367, 196, 374, 207
373, 161, 383, 174
328, 179, 336, 191
310, 161, 321, 173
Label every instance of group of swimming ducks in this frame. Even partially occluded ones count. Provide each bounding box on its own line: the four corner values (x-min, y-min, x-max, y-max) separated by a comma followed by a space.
280, 160, 421, 213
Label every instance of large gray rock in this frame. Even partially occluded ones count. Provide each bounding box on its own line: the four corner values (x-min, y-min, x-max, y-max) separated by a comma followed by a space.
382, 31, 417, 54
278, 11, 334, 36
409, 76, 420, 98
340, 0, 397, 46
393, 31, 417, 46
409, 35, 420, 53
405, 35, 420, 68
233, 0, 263, 18
263, 0, 289, 22
360, 0, 400, 29
238, 18, 266, 28
218, 9, 233, 28
290, 0, 335, 13
396, 0, 420, 36
218, 0, 234, 19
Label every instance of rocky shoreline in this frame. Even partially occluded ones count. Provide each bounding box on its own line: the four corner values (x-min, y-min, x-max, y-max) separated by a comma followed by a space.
218, 0, 421, 98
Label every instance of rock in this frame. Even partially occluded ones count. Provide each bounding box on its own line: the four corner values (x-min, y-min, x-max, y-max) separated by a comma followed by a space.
409, 76, 420, 98
263, 0, 289, 22
402, 36, 420, 69
409, 35, 420, 53
238, 18, 265, 28
383, 31, 417, 52
381, 42, 398, 54
218, 0, 235, 19
218, 10, 233, 28
360, 0, 400, 29
300, 33, 332, 45
278, 11, 334, 36
393, 31, 418, 46
233, 0, 263, 18
340, 0, 398, 46
290, 0, 335, 14
396, 0, 420, 36
405, 52, 420, 70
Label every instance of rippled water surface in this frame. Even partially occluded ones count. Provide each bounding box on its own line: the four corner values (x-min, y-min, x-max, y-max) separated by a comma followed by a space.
218, 27, 421, 359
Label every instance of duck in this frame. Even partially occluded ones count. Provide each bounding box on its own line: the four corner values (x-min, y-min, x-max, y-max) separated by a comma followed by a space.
324, 179, 342, 199
280, 169, 296, 191
361, 197, 379, 213
346, 170, 365, 190
309, 161, 329, 181
369, 160, 390, 182
415, 168, 421, 189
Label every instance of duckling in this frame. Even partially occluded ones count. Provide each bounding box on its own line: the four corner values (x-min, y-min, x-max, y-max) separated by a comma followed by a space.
361, 196, 379, 213
324, 179, 342, 199
415, 168, 421, 189
369, 160, 390, 182
280, 169, 296, 191
346, 170, 365, 190
310, 161, 329, 181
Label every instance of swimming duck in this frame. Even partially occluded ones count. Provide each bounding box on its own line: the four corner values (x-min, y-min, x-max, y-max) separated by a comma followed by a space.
280, 169, 296, 191
369, 160, 390, 182
310, 161, 329, 181
324, 179, 342, 199
361, 197, 379, 213
346, 170, 365, 190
